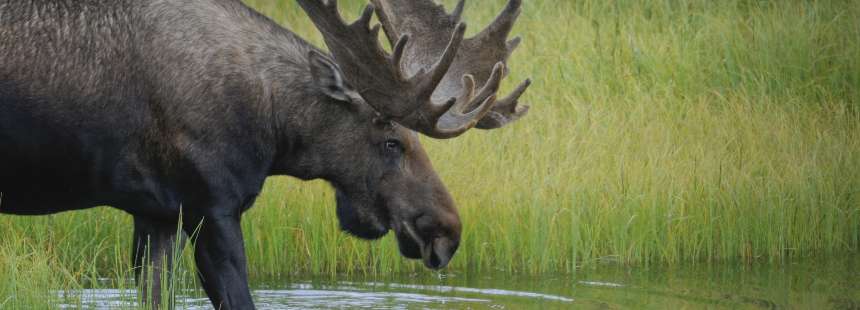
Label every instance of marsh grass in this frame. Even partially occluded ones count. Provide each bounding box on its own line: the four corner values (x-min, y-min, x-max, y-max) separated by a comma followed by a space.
1, 0, 859, 306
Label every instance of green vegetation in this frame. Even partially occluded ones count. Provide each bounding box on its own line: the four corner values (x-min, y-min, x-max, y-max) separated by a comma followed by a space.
2, 0, 859, 307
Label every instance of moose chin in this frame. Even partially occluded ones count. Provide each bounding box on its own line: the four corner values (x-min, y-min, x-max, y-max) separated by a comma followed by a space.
0, 0, 530, 308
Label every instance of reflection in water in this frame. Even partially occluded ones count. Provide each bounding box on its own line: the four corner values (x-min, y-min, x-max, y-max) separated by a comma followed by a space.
58, 283, 562, 309
355, 282, 574, 302
253, 284, 495, 309
577, 281, 624, 288
57, 256, 859, 309
57, 289, 137, 309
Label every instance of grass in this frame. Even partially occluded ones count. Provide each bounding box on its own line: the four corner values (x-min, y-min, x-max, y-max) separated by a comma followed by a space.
2, 0, 859, 307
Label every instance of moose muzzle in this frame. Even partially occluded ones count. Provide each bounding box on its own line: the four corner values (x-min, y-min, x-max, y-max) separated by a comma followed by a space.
396, 218, 460, 269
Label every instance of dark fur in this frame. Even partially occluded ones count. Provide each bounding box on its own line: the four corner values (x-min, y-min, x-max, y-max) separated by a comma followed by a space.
0, 1, 461, 309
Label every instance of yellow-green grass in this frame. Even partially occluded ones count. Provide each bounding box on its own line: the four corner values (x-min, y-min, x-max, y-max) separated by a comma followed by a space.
2, 0, 859, 306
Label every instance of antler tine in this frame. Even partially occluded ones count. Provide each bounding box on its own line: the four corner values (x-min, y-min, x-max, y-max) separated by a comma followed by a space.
469, 62, 506, 112
388, 22, 466, 119
506, 36, 522, 55
504, 79, 531, 105
436, 95, 497, 137
416, 23, 466, 100
475, 0, 522, 43
391, 34, 409, 71
450, 0, 466, 23
428, 66, 505, 137
407, 62, 505, 138
476, 78, 531, 129
356, 4, 374, 26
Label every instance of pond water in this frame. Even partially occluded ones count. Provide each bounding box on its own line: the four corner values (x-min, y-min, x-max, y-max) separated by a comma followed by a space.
60, 256, 859, 309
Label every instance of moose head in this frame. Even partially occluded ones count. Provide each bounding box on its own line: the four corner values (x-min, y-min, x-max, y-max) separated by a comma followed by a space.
292, 0, 531, 269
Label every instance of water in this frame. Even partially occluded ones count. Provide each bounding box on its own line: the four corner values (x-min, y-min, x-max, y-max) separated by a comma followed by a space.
59, 256, 859, 309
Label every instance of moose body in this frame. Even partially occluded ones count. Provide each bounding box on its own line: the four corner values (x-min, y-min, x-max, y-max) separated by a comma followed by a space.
0, 0, 529, 308
0, 0, 287, 216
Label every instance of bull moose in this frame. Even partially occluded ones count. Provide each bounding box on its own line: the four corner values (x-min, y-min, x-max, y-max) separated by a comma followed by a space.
0, 0, 530, 308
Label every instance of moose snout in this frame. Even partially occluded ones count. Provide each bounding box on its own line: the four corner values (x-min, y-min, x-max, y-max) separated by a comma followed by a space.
398, 217, 460, 270
425, 236, 459, 269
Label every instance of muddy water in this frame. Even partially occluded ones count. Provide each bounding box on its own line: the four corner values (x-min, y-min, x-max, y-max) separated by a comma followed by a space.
62, 256, 859, 309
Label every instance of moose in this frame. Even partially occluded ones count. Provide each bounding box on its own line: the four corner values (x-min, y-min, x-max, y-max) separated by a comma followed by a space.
0, 0, 529, 308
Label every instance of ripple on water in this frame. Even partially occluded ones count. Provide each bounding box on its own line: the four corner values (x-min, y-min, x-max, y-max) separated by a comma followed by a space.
57, 281, 573, 309
354, 282, 575, 302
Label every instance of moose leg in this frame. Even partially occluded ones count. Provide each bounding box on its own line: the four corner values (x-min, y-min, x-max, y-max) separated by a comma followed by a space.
132, 216, 183, 308
186, 213, 254, 310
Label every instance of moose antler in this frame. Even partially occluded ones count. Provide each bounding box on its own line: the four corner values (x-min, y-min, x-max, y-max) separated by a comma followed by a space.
372, 0, 531, 129
297, 0, 517, 138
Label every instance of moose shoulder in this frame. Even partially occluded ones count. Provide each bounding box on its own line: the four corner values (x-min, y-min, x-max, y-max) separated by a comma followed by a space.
0, 0, 530, 309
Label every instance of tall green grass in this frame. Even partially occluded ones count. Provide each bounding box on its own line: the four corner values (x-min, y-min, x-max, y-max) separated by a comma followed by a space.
2, 0, 859, 306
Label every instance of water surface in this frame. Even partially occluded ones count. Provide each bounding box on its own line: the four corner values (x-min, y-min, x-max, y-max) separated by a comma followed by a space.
60, 256, 859, 309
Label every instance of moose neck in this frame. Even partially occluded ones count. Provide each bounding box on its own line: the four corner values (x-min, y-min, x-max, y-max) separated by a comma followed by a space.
252, 43, 358, 180
183, 2, 346, 180
265, 64, 338, 179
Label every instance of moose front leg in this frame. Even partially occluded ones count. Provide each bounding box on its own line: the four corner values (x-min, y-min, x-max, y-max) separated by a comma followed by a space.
132, 216, 184, 308
186, 213, 254, 310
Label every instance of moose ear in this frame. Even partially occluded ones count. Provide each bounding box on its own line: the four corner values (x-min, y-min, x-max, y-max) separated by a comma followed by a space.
308, 50, 352, 102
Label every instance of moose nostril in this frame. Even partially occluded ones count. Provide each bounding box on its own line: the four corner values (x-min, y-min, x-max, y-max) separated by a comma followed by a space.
400, 220, 459, 269
425, 237, 455, 269
429, 250, 443, 269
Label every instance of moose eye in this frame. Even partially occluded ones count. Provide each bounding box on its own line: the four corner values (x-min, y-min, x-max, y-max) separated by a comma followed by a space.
384, 139, 402, 153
